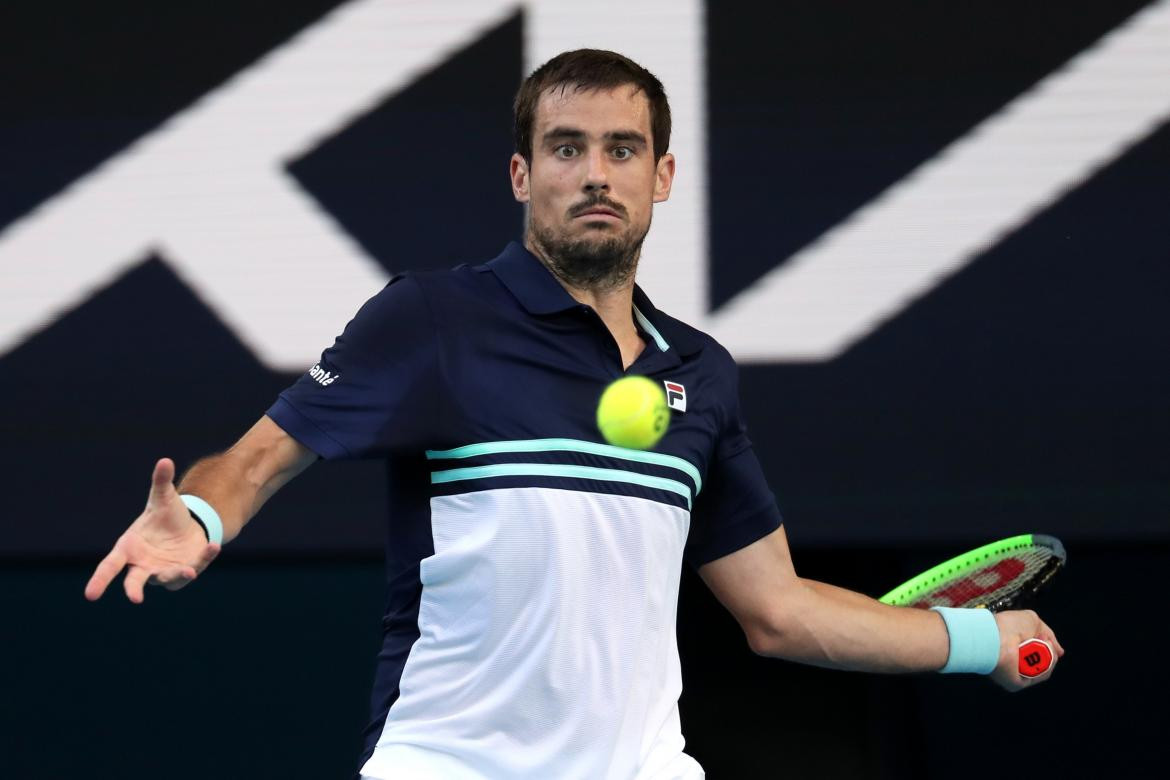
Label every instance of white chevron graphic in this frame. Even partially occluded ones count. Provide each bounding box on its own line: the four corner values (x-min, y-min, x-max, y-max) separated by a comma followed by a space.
0, 0, 1167, 366
0, 0, 519, 368
707, 0, 1170, 360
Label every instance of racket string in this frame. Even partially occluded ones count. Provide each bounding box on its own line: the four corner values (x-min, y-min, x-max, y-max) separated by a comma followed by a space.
907, 547, 1057, 610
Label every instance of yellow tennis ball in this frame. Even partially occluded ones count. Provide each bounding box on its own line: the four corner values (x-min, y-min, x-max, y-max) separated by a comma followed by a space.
596, 375, 670, 450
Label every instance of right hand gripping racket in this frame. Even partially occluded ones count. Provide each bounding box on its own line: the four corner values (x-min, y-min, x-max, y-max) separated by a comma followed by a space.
878, 534, 1066, 677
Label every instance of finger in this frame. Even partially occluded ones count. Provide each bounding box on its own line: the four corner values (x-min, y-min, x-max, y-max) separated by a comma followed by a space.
194, 542, 222, 573
1043, 622, 1071, 659
123, 566, 151, 604
147, 458, 176, 508
150, 543, 220, 591
149, 565, 198, 590
84, 548, 128, 601
1039, 622, 1065, 657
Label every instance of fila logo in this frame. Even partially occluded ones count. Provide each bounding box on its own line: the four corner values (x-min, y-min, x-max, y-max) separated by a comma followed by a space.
664, 381, 686, 413
308, 363, 339, 386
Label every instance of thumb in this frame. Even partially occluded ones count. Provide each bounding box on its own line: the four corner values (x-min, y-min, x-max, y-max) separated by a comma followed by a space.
148, 457, 177, 507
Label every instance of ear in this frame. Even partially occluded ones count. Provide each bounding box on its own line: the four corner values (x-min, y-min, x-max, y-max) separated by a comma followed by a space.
652, 152, 676, 203
510, 153, 531, 203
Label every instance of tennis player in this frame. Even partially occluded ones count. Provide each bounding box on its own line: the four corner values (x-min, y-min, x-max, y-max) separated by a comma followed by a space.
85, 49, 1063, 779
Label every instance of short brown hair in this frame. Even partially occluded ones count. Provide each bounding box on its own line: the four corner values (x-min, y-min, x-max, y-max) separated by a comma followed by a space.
513, 49, 672, 164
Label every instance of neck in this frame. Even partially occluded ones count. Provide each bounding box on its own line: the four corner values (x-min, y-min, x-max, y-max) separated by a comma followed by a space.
525, 236, 645, 368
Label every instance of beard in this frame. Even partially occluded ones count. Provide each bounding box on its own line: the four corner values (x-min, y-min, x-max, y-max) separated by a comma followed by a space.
529, 211, 650, 291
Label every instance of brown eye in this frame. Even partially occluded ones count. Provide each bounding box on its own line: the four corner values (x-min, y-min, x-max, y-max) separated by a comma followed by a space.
554, 145, 578, 159
612, 146, 633, 160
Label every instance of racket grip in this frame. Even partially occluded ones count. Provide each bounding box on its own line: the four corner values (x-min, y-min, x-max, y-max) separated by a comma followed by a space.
1018, 638, 1054, 678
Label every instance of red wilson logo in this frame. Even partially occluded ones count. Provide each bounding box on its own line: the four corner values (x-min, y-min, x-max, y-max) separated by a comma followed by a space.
912, 557, 1026, 608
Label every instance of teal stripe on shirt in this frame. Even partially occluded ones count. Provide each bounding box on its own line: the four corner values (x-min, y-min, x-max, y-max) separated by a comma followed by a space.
429, 462, 692, 509
633, 304, 670, 353
426, 437, 701, 495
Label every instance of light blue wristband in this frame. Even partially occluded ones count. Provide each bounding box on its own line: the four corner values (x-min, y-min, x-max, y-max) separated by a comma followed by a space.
930, 607, 1001, 674
180, 494, 224, 546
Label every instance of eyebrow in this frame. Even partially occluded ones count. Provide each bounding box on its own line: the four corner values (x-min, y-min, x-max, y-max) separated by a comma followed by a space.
541, 127, 649, 148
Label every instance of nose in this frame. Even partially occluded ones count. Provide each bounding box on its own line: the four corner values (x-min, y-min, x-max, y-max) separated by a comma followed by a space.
583, 148, 609, 191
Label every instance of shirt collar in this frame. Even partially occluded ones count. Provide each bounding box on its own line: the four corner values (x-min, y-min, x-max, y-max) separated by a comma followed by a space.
487, 241, 705, 356
630, 284, 705, 357
486, 241, 579, 315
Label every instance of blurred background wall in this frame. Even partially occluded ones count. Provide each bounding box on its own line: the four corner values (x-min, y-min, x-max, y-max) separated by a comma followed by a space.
2, 1, 1167, 776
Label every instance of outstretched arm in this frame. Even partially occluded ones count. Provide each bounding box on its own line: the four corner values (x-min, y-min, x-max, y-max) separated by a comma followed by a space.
84, 415, 315, 603
698, 526, 1064, 690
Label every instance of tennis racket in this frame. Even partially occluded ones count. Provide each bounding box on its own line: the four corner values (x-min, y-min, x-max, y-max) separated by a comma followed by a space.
879, 534, 1066, 678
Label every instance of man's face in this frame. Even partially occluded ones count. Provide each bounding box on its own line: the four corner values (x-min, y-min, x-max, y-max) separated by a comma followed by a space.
510, 84, 675, 289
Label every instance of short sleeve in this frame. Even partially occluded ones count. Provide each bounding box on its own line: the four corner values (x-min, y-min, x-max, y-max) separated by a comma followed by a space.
266, 274, 438, 460
684, 359, 782, 568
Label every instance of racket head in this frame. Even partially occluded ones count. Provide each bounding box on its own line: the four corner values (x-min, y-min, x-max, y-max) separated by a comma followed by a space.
879, 534, 1065, 612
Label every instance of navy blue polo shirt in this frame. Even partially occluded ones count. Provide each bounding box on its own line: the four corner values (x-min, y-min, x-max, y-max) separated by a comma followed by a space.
267, 241, 782, 780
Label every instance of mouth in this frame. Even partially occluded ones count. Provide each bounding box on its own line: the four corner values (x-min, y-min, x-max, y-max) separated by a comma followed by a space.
574, 207, 622, 221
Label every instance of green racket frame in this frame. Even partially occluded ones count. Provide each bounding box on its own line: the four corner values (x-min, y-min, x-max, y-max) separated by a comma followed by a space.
879, 534, 1066, 612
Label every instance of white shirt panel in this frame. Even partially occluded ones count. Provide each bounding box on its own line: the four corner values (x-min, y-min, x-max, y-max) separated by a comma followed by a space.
360, 487, 698, 780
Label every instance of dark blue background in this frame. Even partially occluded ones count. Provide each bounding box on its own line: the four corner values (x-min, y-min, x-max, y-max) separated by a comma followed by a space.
2, 0, 1166, 555
2, 1, 1165, 776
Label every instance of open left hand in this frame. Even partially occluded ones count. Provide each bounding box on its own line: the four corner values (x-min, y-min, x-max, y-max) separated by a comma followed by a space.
84, 458, 220, 604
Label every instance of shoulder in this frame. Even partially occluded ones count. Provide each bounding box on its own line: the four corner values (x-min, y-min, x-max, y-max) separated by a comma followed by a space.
399, 258, 506, 307
358, 259, 497, 317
